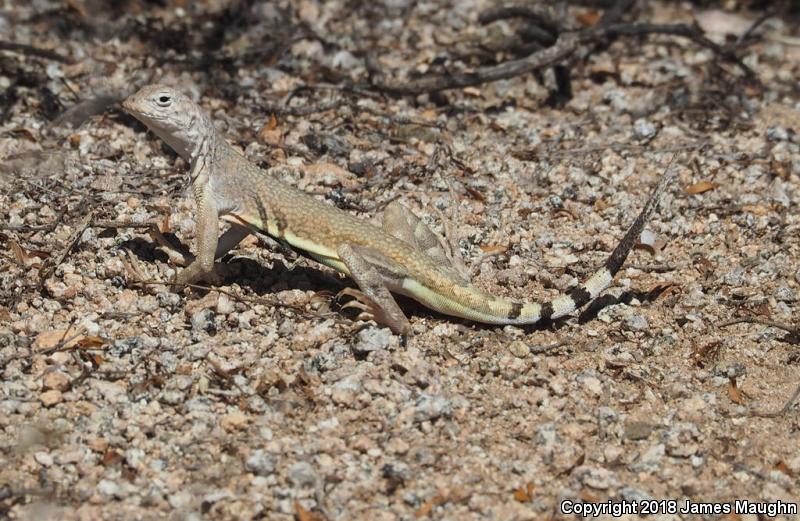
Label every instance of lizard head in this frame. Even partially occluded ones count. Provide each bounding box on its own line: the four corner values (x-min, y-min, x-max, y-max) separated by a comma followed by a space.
123, 84, 210, 161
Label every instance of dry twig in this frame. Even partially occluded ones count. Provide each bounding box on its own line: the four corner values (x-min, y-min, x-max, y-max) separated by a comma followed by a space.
750, 384, 800, 418
0, 40, 73, 63
370, 12, 757, 95
720, 317, 799, 337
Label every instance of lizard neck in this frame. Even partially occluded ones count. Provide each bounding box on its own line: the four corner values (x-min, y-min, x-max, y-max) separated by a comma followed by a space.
188, 122, 236, 170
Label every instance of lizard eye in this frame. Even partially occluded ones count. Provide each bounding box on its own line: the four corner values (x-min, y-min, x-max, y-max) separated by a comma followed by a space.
156, 95, 172, 107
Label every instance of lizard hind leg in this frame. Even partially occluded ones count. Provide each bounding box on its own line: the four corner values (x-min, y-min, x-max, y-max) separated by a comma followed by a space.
382, 201, 469, 284
336, 243, 412, 336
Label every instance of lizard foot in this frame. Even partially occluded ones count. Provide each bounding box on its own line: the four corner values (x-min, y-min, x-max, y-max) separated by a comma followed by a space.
337, 287, 406, 333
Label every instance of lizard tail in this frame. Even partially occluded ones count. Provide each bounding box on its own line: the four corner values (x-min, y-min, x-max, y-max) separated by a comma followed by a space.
510, 169, 674, 325
401, 169, 673, 326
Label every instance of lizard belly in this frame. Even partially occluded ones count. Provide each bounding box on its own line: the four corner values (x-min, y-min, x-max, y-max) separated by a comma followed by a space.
221, 213, 341, 262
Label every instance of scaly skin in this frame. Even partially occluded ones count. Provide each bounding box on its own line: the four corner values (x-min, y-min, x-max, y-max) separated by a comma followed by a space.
123, 84, 672, 335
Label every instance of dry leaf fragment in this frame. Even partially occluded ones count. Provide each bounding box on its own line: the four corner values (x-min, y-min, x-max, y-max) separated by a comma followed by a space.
645, 283, 677, 301
259, 114, 283, 145
420, 109, 438, 121
513, 482, 535, 502
8, 128, 37, 142
33, 328, 84, 350
10, 239, 31, 266
265, 113, 278, 130
9, 239, 49, 267
76, 335, 106, 348
479, 244, 508, 255
415, 493, 446, 518
741, 204, 770, 216
775, 461, 793, 477
464, 185, 486, 202
576, 11, 601, 27
727, 380, 745, 405
295, 501, 326, 521
684, 181, 718, 195
65, 0, 88, 17
102, 449, 122, 466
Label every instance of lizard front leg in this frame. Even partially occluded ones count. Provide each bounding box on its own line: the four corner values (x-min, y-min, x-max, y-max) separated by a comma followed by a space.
336, 243, 411, 336
155, 222, 251, 268
175, 183, 220, 286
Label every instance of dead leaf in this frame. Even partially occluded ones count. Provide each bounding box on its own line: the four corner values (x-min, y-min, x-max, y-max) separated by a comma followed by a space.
691, 340, 722, 368
160, 213, 171, 233
464, 185, 486, 202
752, 300, 771, 317
576, 11, 601, 27
741, 204, 770, 216
727, 380, 746, 405
10, 239, 31, 266
415, 493, 446, 518
265, 113, 278, 131
33, 328, 84, 350
479, 244, 508, 255
102, 449, 122, 466
295, 501, 325, 521
552, 208, 576, 220
75, 335, 105, 348
259, 114, 283, 144
594, 198, 611, 211
302, 162, 354, 185
684, 181, 718, 195
65, 0, 88, 17
420, 109, 438, 121
513, 482, 535, 502
645, 283, 677, 301
695, 9, 752, 38
693, 256, 715, 277
775, 460, 793, 477
8, 128, 37, 142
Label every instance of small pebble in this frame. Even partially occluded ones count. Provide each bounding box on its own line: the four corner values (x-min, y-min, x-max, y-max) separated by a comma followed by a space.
246, 450, 277, 477
287, 461, 317, 488
34, 451, 53, 467
352, 326, 393, 354
508, 340, 530, 358
220, 411, 248, 431
625, 314, 648, 331
633, 118, 657, 139
40, 390, 63, 407
580, 376, 603, 397
190, 309, 215, 332
414, 393, 453, 422
774, 286, 798, 303
43, 371, 70, 391
767, 126, 789, 141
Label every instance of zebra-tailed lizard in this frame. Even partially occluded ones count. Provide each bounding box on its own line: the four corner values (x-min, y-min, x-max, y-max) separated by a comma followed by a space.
123, 84, 671, 335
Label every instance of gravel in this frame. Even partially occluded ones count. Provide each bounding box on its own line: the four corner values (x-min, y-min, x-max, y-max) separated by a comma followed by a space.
1, 1, 798, 520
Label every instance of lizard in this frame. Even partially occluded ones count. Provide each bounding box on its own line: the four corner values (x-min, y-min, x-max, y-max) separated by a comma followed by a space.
122, 84, 672, 336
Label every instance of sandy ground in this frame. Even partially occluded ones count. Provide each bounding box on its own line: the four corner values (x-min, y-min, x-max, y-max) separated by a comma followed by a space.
1, 0, 799, 520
